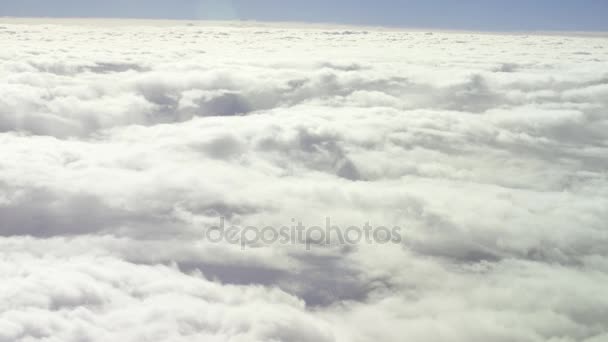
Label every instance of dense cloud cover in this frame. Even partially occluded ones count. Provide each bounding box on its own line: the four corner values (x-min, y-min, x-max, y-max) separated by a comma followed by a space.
1, 18, 608, 342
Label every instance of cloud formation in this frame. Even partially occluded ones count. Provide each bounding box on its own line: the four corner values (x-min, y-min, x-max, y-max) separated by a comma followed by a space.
1, 18, 608, 342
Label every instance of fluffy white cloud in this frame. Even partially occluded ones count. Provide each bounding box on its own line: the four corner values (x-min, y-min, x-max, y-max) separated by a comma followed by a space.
1, 18, 607, 341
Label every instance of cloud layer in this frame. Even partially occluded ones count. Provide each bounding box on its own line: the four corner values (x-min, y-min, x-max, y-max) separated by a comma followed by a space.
1, 18, 608, 342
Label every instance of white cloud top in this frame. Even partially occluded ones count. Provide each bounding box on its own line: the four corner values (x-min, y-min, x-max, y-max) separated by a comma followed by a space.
1, 18, 608, 342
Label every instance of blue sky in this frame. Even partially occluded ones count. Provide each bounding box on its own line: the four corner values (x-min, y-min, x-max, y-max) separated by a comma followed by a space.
1, 0, 607, 31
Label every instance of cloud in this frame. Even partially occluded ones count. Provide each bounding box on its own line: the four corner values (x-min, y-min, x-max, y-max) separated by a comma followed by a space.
1, 18, 608, 342
0, 255, 335, 342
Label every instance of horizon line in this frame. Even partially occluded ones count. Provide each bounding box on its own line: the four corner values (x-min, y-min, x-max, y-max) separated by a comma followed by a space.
3, 16, 608, 38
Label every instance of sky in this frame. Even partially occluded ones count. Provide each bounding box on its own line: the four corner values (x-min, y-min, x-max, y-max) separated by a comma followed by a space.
1, 0, 608, 31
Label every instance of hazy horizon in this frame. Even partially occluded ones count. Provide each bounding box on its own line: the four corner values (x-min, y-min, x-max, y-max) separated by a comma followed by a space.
1, 0, 608, 31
